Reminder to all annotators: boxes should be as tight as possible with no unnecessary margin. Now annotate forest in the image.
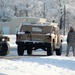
[0,0,75,33]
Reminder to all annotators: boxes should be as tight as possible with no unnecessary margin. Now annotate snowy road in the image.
[8,45,67,56]
[0,43,71,60]
[0,35,75,75]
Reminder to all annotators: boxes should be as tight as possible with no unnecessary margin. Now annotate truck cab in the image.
[16,17,62,56]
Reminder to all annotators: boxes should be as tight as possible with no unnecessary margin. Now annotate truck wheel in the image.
[56,45,62,55]
[0,42,10,56]
[47,47,53,56]
[17,45,24,56]
[27,48,32,55]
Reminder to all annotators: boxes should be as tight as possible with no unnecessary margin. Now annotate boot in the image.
[73,54,75,56]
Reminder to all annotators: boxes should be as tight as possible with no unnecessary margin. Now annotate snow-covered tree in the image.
[0,0,75,31]
[0,0,14,22]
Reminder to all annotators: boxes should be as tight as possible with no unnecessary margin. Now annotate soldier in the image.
[66,26,75,56]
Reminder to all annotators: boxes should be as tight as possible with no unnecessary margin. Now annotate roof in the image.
[50,23,58,27]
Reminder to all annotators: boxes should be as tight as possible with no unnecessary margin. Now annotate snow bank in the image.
[0,56,75,75]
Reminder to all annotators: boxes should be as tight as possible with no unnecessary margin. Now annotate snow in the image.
[0,35,75,75]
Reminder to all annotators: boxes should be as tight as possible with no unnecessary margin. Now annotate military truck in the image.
[16,17,62,56]
[0,31,10,56]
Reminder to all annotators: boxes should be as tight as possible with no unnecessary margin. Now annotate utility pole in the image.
[43,2,46,18]
[25,3,29,17]
[59,0,62,29]
[63,5,66,35]
[60,16,62,29]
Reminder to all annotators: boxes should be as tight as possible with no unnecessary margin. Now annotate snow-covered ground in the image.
[0,35,75,75]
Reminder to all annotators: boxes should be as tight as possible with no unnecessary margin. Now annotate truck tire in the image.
[0,42,10,56]
[47,47,53,56]
[27,48,32,55]
[17,45,24,56]
[56,45,62,55]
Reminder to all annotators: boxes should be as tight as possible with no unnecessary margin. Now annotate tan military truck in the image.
[16,18,62,56]
[0,31,10,56]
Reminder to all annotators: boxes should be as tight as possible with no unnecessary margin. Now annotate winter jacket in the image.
[67,30,75,44]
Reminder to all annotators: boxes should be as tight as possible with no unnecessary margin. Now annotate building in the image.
[0,17,47,34]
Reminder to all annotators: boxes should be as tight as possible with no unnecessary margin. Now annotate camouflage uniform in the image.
[66,27,75,56]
